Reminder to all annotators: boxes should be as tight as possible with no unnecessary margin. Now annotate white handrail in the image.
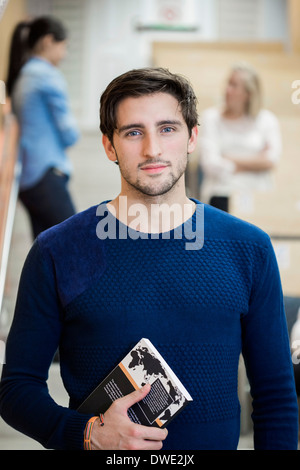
[0,113,20,316]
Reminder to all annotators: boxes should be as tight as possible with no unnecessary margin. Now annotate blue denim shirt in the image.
[12,56,80,190]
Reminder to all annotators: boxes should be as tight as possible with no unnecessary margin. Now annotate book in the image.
[77,338,192,428]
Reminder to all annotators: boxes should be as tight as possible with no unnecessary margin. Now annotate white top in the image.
[198,107,281,203]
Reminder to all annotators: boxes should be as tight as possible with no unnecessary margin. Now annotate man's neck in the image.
[107,193,196,234]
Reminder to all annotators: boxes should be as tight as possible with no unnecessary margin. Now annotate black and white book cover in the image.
[77,338,192,428]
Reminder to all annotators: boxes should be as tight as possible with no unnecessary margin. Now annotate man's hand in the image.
[90,384,168,450]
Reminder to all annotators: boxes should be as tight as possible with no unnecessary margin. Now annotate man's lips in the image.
[140,164,169,174]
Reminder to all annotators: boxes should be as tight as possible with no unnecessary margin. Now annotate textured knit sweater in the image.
[0,200,298,450]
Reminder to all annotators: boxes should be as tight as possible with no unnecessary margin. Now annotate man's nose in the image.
[142,133,162,158]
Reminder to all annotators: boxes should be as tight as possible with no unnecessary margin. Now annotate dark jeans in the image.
[19,168,76,239]
[209,196,229,213]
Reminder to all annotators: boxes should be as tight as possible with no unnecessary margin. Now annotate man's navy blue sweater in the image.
[0,200,298,449]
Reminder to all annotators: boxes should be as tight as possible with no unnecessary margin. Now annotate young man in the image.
[0,68,298,450]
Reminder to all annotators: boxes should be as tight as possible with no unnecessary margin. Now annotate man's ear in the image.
[187,126,198,154]
[102,134,117,163]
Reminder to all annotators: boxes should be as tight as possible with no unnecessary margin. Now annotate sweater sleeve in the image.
[241,237,298,449]
[0,240,92,449]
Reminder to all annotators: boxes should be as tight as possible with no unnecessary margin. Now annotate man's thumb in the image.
[120,383,151,410]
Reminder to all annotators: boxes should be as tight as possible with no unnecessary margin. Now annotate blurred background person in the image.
[199,62,281,212]
[6,15,79,239]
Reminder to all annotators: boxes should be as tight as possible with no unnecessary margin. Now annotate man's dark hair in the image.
[99,67,198,143]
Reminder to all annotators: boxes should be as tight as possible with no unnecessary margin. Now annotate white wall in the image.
[79,0,289,130]
[79,0,220,130]
[26,0,290,131]
[81,0,147,130]
[262,0,288,42]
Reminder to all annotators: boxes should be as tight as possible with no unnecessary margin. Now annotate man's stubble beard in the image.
[115,152,189,198]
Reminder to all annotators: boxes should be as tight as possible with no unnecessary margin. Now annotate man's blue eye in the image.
[162,127,174,133]
[127,130,141,136]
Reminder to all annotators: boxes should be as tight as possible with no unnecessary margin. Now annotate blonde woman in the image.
[199,62,281,212]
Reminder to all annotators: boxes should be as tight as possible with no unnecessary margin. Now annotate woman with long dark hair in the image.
[7,16,79,239]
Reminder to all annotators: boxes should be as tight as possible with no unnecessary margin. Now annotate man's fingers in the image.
[117,383,151,411]
[93,384,169,450]
[111,384,168,445]
[142,424,168,442]
[127,423,168,448]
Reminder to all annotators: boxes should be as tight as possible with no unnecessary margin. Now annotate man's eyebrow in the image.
[157,120,183,128]
[117,123,145,134]
[117,120,183,134]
